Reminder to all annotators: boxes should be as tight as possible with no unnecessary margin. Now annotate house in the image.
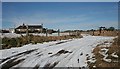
[15,23,43,33]
[1,29,10,33]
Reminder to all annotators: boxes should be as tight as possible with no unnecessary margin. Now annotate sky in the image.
[2,2,118,31]
[0,2,1,29]
[1,0,120,2]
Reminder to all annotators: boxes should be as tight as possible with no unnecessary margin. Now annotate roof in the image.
[16,25,27,29]
[28,25,42,29]
[16,25,42,29]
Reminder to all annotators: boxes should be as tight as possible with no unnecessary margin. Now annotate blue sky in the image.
[2,2,118,31]
[0,2,1,29]
[2,0,120,2]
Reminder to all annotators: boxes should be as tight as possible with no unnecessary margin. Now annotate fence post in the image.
[46,28,48,37]
[26,25,29,43]
[58,29,60,36]
[41,23,43,33]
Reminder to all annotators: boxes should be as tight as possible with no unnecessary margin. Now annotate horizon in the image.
[2,2,118,31]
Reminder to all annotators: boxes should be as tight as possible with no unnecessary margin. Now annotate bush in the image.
[2,37,18,49]
[9,38,17,47]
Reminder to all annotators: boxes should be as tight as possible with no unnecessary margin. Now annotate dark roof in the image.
[28,25,42,29]
[16,25,42,29]
[16,25,27,29]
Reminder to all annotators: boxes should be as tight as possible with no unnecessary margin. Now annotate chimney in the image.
[23,23,25,26]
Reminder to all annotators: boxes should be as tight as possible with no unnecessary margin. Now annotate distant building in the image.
[47,29,56,34]
[9,28,15,33]
[15,23,43,33]
[1,29,10,33]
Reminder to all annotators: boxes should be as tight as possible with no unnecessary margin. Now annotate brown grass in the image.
[2,34,83,49]
[88,38,120,69]
[81,30,118,36]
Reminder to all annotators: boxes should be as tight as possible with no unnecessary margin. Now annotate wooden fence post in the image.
[26,25,29,43]
[46,28,48,37]
[58,29,60,36]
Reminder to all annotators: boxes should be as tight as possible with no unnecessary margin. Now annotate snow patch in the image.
[99,48,112,63]
[111,52,118,58]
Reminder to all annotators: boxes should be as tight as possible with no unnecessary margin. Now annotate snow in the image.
[99,48,112,63]
[111,52,118,58]
[0,35,115,68]
[0,33,21,38]
[93,65,96,68]
[81,34,91,37]
[0,33,70,38]
[103,55,112,63]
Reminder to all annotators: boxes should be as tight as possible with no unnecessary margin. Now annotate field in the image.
[0,34,116,69]
[2,1,118,69]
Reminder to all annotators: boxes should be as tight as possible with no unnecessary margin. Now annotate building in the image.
[1,29,10,33]
[15,23,43,33]
[9,28,15,33]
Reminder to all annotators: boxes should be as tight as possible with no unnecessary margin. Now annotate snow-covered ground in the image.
[0,33,21,38]
[0,35,115,68]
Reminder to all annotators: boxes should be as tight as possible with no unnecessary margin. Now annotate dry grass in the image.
[81,30,118,36]
[88,38,120,69]
[2,34,83,49]
[28,34,82,44]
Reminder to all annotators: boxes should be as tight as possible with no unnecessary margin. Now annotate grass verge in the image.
[88,37,120,69]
